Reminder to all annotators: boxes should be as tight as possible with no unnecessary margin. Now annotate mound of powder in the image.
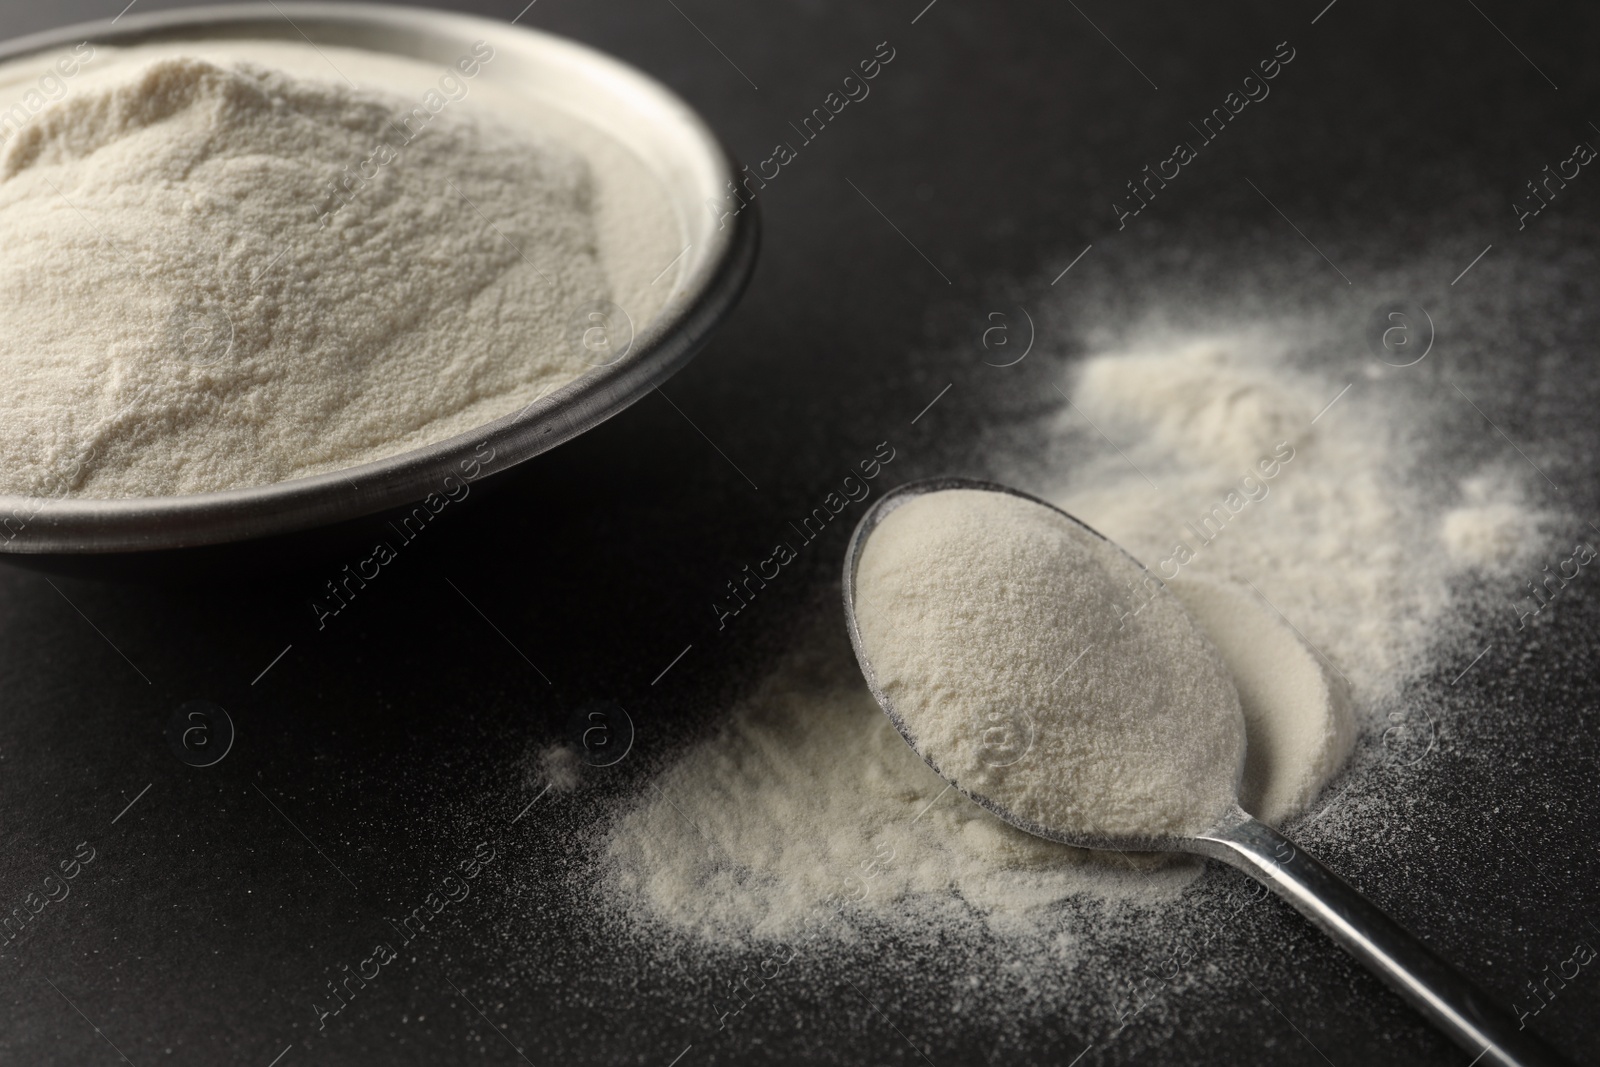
[1070,342,1306,468]
[0,46,621,498]
[1439,472,1546,567]
[852,488,1246,840]
[1038,338,1547,706]
[602,613,1197,947]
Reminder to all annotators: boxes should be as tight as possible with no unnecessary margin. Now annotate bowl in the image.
[0,2,759,577]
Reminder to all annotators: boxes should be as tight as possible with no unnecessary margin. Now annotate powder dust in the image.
[529,742,584,795]
[603,610,1191,949]
[599,329,1548,969]
[1039,336,1547,708]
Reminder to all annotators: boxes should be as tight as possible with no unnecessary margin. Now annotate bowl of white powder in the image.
[0,3,758,565]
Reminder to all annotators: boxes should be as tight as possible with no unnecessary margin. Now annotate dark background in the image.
[2,0,1598,1064]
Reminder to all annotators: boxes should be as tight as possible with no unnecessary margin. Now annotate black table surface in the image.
[3,1,1599,1064]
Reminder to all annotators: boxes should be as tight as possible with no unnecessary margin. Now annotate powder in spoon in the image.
[0,40,676,498]
[851,488,1248,840]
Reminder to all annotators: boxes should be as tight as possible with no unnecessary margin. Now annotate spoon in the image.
[841,477,1568,1067]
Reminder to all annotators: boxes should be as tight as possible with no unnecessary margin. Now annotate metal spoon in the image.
[841,477,1568,1067]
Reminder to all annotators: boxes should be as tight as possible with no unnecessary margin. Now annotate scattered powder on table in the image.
[600,333,1540,953]
[600,612,1199,948]
[852,487,1246,841]
[1037,339,1547,707]
[600,570,1343,947]
[528,742,585,795]
[0,40,671,498]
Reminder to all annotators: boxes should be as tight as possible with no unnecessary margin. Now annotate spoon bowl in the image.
[843,477,1569,1067]
[843,475,1219,854]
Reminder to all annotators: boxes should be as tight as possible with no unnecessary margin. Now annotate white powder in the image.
[601,573,1343,953]
[1070,340,1305,469]
[1440,471,1544,567]
[853,488,1246,840]
[1040,337,1543,707]
[601,333,1543,954]
[530,742,583,795]
[0,40,677,498]
[602,613,1195,948]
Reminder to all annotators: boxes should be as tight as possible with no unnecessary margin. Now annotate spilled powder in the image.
[601,611,1194,948]
[599,333,1545,959]
[1038,338,1547,708]
[531,743,584,795]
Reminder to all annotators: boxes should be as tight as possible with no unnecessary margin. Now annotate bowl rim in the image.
[0,2,759,555]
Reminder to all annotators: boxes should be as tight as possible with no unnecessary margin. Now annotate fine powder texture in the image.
[601,334,1541,951]
[0,45,623,498]
[852,489,1247,840]
[601,575,1338,946]
[601,613,1199,947]
[1036,338,1547,707]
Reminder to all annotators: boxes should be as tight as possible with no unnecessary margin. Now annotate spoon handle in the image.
[1192,812,1570,1067]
